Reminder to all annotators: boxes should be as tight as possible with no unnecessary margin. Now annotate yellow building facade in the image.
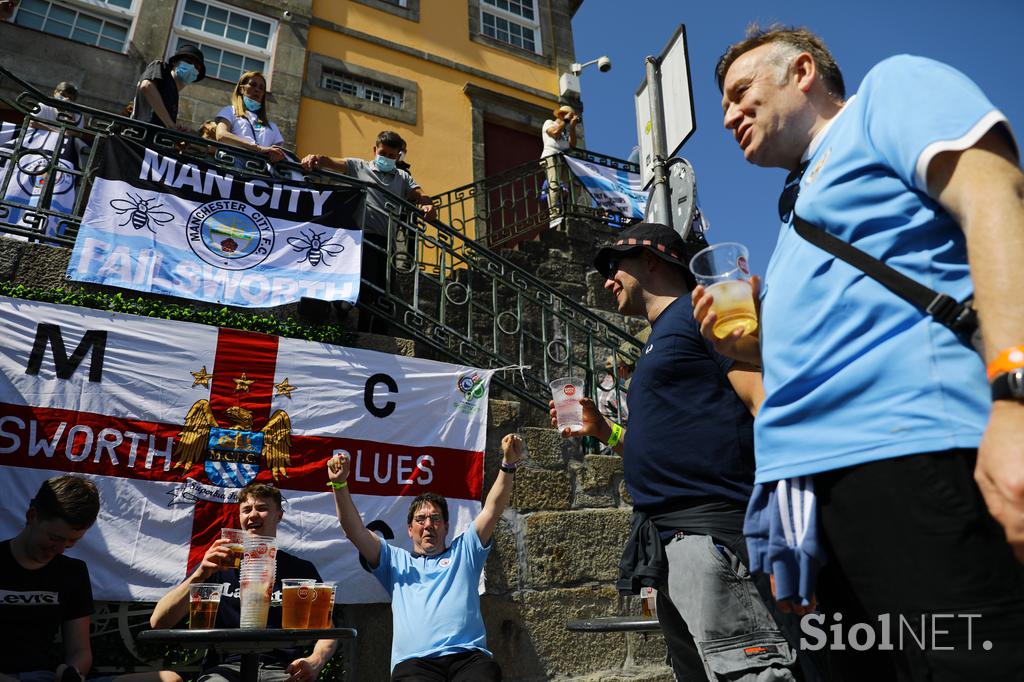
[295,0,584,201]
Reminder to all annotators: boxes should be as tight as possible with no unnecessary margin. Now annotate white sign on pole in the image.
[635,25,696,188]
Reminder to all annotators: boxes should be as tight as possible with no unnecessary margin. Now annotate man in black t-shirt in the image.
[131,44,206,130]
[552,223,802,681]
[0,475,100,681]
[150,483,337,682]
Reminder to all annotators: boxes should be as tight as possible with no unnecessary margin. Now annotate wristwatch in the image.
[991,367,1024,402]
[499,462,518,474]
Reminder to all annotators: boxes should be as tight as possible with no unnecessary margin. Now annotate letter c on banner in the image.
[364,373,398,418]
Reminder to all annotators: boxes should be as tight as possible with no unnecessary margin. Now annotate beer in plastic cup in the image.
[281,578,317,629]
[188,583,223,629]
[688,242,758,339]
[306,582,337,629]
[220,528,245,569]
[549,377,584,432]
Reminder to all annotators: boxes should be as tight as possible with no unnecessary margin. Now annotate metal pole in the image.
[645,56,672,228]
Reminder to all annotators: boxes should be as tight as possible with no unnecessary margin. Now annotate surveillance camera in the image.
[283,10,292,19]
[598,56,612,73]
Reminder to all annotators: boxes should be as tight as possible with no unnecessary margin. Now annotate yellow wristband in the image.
[987,345,1024,380]
[607,422,623,448]
[327,480,348,490]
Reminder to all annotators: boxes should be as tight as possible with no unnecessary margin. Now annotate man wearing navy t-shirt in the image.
[556,222,797,681]
[0,475,99,681]
[327,434,523,681]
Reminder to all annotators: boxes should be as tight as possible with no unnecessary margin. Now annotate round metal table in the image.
[138,627,357,681]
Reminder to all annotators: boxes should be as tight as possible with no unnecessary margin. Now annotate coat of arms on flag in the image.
[66,136,366,307]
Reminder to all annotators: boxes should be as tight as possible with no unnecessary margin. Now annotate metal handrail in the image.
[0,62,640,414]
[433,148,641,249]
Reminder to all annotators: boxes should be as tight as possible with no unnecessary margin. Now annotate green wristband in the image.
[327,480,348,490]
[606,422,623,447]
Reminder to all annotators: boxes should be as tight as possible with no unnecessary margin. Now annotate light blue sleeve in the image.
[862,55,1004,192]
[370,540,396,595]
[458,522,491,573]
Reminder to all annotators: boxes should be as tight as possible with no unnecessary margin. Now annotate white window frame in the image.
[321,70,405,110]
[168,0,279,86]
[13,0,139,53]
[480,0,540,54]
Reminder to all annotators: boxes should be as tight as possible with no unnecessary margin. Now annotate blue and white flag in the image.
[0,122,86,241]
[564,155,647,220]
[68,136,365,307]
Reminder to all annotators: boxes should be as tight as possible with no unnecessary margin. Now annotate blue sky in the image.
[572,0,1024,273]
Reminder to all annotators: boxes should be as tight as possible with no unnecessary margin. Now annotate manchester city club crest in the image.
[173,401,293,487]
[186,200,275,270]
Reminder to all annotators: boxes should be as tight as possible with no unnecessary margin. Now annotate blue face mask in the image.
[242,95,262,112]
[174,62,199,84]
[374,154,397,173]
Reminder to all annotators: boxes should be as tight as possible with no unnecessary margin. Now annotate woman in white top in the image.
[215,71,286,163]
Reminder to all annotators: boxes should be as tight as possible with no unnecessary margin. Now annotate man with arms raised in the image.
[151,483,337,682]
[0,475,99,682]
[708,25,1024,678]
[327,434,523,681]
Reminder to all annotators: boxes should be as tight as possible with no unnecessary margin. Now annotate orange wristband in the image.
[987,345,1024,380]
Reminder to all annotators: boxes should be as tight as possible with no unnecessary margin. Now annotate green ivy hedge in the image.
[0,283,356,346]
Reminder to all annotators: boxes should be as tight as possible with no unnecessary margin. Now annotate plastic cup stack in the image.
[239,533,277,629]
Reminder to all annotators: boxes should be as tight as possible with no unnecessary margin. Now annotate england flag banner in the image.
[564,155,647,220]
[67,136,365,307]
[0,297,492,603]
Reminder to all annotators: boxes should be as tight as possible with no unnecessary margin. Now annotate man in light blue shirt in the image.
[328,434,522,681]
[703,24,1024,681]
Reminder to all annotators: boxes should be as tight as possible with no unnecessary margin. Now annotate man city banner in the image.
[0,122,87,241]
[67,136,365,307]
[0,297,492,604]
[564,155,646,220]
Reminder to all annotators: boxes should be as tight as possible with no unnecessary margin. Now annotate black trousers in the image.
[391,650,501,682]
[359,232,390,334]
[813,449,1024,681]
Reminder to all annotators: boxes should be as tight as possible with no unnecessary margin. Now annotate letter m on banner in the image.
[25,323,106,382]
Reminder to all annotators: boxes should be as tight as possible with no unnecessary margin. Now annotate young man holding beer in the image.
[557,222,803,680]
[326,433,523,681]
[0,475,100,681]
[150,483,338,682]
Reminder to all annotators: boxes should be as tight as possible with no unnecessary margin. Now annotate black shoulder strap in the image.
[792,215,977,339]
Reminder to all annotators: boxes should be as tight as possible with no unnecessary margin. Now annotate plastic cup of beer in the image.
[238,559,274,629]
[220,528,245,569]
[688,242,758,339]
[188,583,223,630]
[549,376,585,433]
[306,581,337,629]
[281,578,317,629]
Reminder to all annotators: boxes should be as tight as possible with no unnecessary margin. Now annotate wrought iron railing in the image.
[433,149,642,249]
[0,62,641,417]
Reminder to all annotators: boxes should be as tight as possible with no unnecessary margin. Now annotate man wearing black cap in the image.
[131,44,206,130]
[555,222,800,680]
